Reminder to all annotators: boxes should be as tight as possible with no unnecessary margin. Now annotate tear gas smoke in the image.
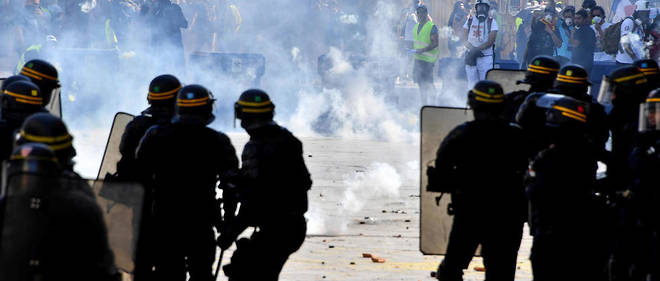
[3,1,467,182]
[306,162,406,235]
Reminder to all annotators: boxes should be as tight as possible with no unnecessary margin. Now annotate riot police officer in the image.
[429,81,527,281]
[634,59,660,88]
[516,64,608,157]
[18,59,61,107]
[15,112,77,174]
[0,79,45,161]
[502,55,560,122]
[525,96,608,281]
[135,84,239,281]
[0,143,119,281]
[116,74,182,182]
[219,89,312,281]
[598,66,649,190]
[628,89,660,280]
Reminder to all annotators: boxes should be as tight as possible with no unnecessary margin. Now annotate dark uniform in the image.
[220,89,311,281]
[136,84,238,281]
[502,55,559,122]
[0,143,119,281]
[629,90,660,280]
[116,74,182,182]
[0,78,44,162]
[516,65,608,158]
[115,74,181,281]
[525,97,608,281]
[429,81,527,281]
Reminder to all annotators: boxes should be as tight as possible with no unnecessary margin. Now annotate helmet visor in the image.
[597,76,614,105]
[639,101,660,132]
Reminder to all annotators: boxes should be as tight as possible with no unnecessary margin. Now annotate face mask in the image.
[544,14,553,22]
[592,16,602,24]
[565,18,573,26]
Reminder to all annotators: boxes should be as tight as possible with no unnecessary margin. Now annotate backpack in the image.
[602,17,634,55]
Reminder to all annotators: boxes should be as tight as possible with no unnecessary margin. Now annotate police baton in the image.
[214,248,225,280]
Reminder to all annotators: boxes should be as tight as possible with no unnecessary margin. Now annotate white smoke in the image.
[306,162,403,235]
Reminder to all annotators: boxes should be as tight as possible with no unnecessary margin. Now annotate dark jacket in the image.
[236,123,312,226]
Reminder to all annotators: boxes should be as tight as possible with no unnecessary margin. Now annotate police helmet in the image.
[639,89,660,132]
[173,84,215,125]
[234,89,275,121]
[519,56,560,89]
[147,74,182,106]
[634,59,660,88]
[15,113,76,170]
[597,66,648,105]
[468,80,504,114]
[545,96,589,130]
[7,143,61,178]
[19,59,60,106]
[553,64,591,98]
[1,75,30,92]
[2,80,43,114]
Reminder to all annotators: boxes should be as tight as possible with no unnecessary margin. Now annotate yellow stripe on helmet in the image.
[557,74,587,81]
[20,130,72,143]
[556,77,586,84]
[148,86,182,98]
[527,68,550,75]
[472,88,504,99]
[178,96,209,103]
[241,107,275,113]
[475,96,504,103]
[237,100,273,107]
[528,64,559,72]
[646,98,660,102]
[553,105,587,123]
[21,67,58,81]
[613,73,646,83]
[148,94,176,100]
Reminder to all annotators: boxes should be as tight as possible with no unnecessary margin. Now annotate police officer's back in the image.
[116,74,181,181]
[429,81,527,281]
[0,143,119,281]
[220,89,311,281]
[599,66,650,189]
[136,84,238,281]
[525,97,607,280]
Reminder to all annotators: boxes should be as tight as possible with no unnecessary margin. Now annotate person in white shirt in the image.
[616,3,651,64]
[590,6,615,61]
[463,0,498,89]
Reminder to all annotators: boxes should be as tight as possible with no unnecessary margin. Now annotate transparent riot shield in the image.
[0,173,144,280]
[486,69,529,94]
[420,106,473,255]
[0,78,4,89]
[97,112,135,180]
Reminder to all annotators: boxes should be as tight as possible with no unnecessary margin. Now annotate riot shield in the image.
[0,173,144,279]
[486,69,529,94]
[420,106,473,255]
[97,112,135,180]
[45,89,61,118]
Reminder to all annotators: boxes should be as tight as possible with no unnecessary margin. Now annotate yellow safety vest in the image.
[413,21,439,63]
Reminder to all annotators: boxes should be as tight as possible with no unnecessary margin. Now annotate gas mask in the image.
[476,3,490,22]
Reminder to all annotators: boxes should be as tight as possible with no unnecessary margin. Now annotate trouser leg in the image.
[481,221,523,281]
[186,227,215,281]
[437,215,480,281]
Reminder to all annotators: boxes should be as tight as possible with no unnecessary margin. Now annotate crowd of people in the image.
[428,55,660,280]
[0,58,312,281]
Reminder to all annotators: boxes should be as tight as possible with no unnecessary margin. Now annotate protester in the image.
[571,9,596,73]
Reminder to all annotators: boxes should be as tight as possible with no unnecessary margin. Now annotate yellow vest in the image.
[413,21,439,63]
